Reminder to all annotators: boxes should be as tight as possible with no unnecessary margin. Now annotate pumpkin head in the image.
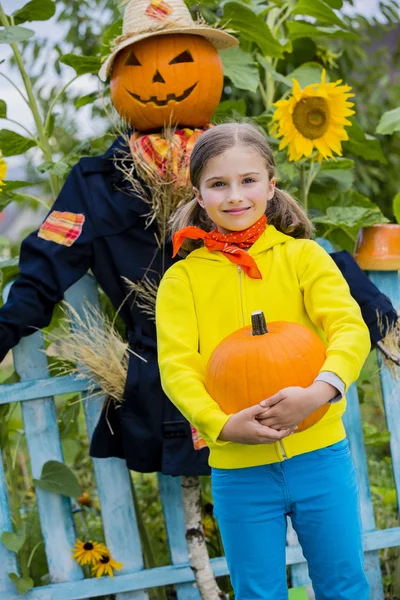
[205,311,330,433]
[110,34,224,131]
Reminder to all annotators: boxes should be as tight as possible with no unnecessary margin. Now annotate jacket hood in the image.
[186,224,294,263]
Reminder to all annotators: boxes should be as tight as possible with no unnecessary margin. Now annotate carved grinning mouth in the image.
[126,82,198,107]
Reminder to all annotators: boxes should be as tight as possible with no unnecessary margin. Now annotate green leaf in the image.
[13,0,56,24]
[0,100,6,118]
[1,529,25,552]
[393,192,400,225]
[343,120,386,164]
[220,3,285,58]
[37,160,70,178]
[314,167,354,192]
[60,54,101,76]
[323,0,343,7]
[257,55,292,87]
[287,22,358,41]
[33,460,81,498]
[0,26,34,44]
[100,19,123,57]
[1,180,36,193]
[74,92,98,109]
[375,107,400,135]
[220,47,260,93]
[293,0,346,28]
[213,99,247,120]
[319,158,355,171]
[0,130,36,156]
[8,573,34,595]
[288,62,325,88]
[312,206,387,228]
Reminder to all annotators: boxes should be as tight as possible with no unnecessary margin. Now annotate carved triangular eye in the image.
[169,50,194,64]
[125,49,142,66]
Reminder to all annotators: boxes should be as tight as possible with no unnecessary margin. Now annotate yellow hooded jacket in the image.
[156,225,370,469]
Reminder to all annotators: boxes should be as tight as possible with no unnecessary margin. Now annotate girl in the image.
[156,122,370,600]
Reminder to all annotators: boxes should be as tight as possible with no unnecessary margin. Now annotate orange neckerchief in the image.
[172,215,267,279]
[129,124,213,187]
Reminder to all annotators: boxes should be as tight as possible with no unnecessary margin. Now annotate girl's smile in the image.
[194,146,276,234]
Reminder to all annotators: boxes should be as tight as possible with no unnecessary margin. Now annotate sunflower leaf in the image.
[33,460,81,498]
[287,22,358,41]
[344,120,387,164]
[220,3,286,58]
[312,206,388,228]
[12,0,56,24]
[293,0,346,29]
[60,54,101,76]
[375,107,400,136]
[0,130,37,156]
[221,47,260,93]
[288,62,326,88]
[0,26,34,44]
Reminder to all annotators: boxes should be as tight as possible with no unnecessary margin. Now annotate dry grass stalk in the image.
[46,303,141,404]
[123,275,159,321]
[377,311,400,380]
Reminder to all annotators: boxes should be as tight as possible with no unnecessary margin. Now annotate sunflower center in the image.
[292,97,330,139]
[100,555,110,564]
[83,542,94,551]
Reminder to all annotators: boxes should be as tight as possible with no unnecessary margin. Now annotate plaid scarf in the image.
[172,215,267,279]
[129,124,213,187]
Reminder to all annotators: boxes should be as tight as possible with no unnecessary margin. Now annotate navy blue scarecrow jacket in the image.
[0,136,397,475]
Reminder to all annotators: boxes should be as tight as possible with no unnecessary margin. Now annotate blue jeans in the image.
[211,439,369,600]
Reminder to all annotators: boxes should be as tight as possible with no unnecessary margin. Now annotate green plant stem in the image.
[4,447,29,579]
[0,4,62,199]
[258,81,269,109]
[299,163,307,212]
[0,72,29,106]
[4,118,38,142]
[44,75,79,136]
[16,193,51,211]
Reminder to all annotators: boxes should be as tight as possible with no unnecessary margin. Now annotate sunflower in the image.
[91,553,124,578]
[0,152,7,187]
[72,539,108,566]
[271,70,355,162]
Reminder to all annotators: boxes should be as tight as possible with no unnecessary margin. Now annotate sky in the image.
[0,0,386,176]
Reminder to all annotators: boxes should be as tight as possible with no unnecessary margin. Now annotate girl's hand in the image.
[218,404,297,445]
[256,381,337,430]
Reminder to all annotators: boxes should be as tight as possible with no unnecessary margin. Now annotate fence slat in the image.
[3,282,83,584]
[158,474,201,600]
[343,385,384,598]
[0,374,95,405]
[65,276,148,600]
[0,446,19,594]
[369,271,400,515]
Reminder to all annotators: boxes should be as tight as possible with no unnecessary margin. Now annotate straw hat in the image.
[99,0,238,81]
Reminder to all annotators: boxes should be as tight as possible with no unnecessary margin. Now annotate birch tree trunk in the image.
[181,475,224,600]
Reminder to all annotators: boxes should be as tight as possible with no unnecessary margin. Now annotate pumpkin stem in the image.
[251,311,268,336]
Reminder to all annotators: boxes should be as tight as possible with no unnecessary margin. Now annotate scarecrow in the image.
[0,0,397,478]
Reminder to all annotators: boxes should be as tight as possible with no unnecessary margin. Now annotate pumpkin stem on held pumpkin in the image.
[251,311,268,336]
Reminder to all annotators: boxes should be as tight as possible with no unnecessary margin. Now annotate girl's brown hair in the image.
[171,122,313,253]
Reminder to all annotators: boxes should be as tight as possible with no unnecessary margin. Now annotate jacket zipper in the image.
[237,266,245,326]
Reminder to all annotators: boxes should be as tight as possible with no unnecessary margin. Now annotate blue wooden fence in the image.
[0,240,399,600]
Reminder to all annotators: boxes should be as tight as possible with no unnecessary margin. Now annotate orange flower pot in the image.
[354,224,400,271]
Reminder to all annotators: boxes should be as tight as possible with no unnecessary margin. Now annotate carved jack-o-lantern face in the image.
[110,34,224,131]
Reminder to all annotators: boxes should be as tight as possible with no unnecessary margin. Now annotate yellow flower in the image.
[91,553,124,578]
[0,152,7,188]
[72,539,108,566]
[271,70,355,162]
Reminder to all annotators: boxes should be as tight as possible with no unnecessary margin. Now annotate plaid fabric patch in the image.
[190,424,208,451]
[38,211,85,247]
[145,0,173,21]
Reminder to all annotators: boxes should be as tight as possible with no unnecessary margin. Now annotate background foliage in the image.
[0,0,399,597]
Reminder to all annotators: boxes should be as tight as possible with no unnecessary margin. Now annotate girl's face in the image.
[194,145,276,234]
